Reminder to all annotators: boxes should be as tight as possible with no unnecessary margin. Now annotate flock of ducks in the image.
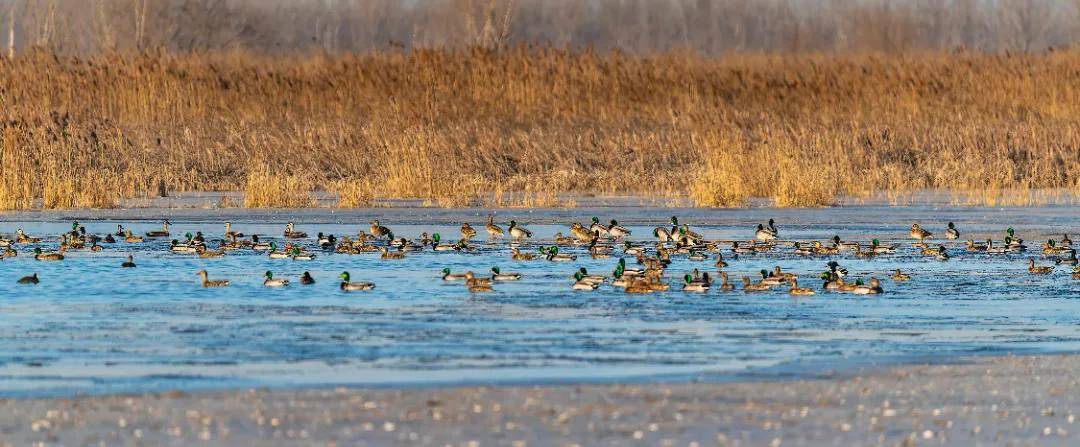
[3,217,1079,294]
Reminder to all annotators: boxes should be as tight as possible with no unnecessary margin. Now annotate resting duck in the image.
[490,267,521,281]
[789,278,815,296]
[508,220,532,239]
[608,220,631,238]
[198,270,229,287]
[460,223,478,240]
[589,217,609,237]
[17,273,39,284]
[263,271,289,287]
[945,222,960,240]
[1029,258,1054,274]
[146,220,171,238]
[890,269,911,281]
[485,215,504,237]
[442,268,468,281]
[909,223,932,240]
[572,272,601,290]
[283,222,307,239]
[339,271,375,291]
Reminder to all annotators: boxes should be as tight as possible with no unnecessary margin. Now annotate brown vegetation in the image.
[0,48,1078,209]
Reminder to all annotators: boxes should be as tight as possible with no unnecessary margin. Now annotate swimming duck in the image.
[574,268,606,285]
[608,220,631,238]
[755,224,776,242]
[789,278,815,296]
[33,247,65,261]
[379,246,406,260]
[115,225,127,237]
[16,229,40,243]
[1042,239,1068,254]
[250,235,271,251]
[688,250,707,262]
[339,271,375,291]
[853,244,875,259]
[1063,234,1073,246]
[870,239,896,254]
[300,272,315,285]
[742,276,771,292]
[1,246,16,258]
[909,224,932,241]
[852,278,884,295]
[1056,250,1079,266]
[490,267,521,281]
[716,272,735,291]
[589,217,610,237]
[820,272,845,290]
[623,241,646,256]
[1029,258,1054,274]
[510,247,536,261]
[197,246,225,258]
[442,268,468,281]
[146,220,171,238]
[464,271,492,288]
[771,266,798,282]
[124,230,144,243]
[468,283,494,293]
[572,272,601,290]
[759,269,785,286]
[508,220,532,239]
[121,255,136,268]
[170,239,198,254]
[945,222,960,240]
[714,253,729,267]
[827,261,848,278]
[966,239,989,252]
[370,220,392,239]
[890,269,911,281]
[460,223,478,241]
[653,226,673,243]
[545,246,577,262]
[290,247,316,261]
[198,270,229,287]
[284,222,307,239]
[570,223,595,242]
[616,258,645,277]
[17,273,39,284]
[1005,236,1026,253]
[318,233,336,249]
[225,222,244,239]
[623,277,654,294]
[682,272,711,292]
[263,271,290,287]
[731,241,755,254]
[484,215,505,238]
[431,233,456,251]
[102,233,115,244]
[267,242,290,259]
[921,245,949,260]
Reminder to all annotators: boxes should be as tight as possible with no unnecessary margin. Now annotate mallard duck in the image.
[1005,236,1027,253]
[716,272,735,291]
[924,245,949,260]
[379,246,405,260]
[510,247,536,261]
[197,246,225,258]
[821,272,845,290]
[789,278,815,296]
[225,222,244,238]
[714,253,729,267]
[742,276,770,292]
[115,225,127,237]
[251,235,271,251]
[490,267,521,281]
[198,270,229,287]
[339,271,374,291]
[123,229,143,243]
[170,239,197,254]
[966,239,988,252]
[827,261,848,278]
[682,273,711,292]
[145,220,171,238]
[263,271,289,287]
[1,246,16,258]
[1062,234,1073,246]
[574,268,605,285]
[616,257,646,277]
[623,241,646,256]
[1042,239,1068,254]
[731,241,755,254]
[267,242,290,259]
[772,266,797,282]
[431,233,456,251]
[288,247,315,261]
[755,224,776,241]
[464,271,492,288]
[121,255,136,268]
[589,217,610,237]
[572,272,601,290]
[16,229,41,243]
[553,232,575,245]
[759,269,784,286]
[688,250,708,261]
[33,247,65,261]
[985,239,1008,254]
[544,246,576,262]
[300,272,315,285]
[370,220,391,239]
[442,268,468,281]
[852,278,884,295]
[653,226,673,242]
[485,215,504,237]
[891,269,911,281]
[284,222,307,239]
[1029,258,1054,274]
[468,283,494,293]
[460,223,478,240]
[870,239,896,254]
[945,222,960,239]
[624,278,654,294]
[508,220,532,239]
[608,220,631,238]
[853,244,875,258]
[1056,250,1079,266]
[909,223,932,240]
[17,273,39,284]
[570,223,594,242]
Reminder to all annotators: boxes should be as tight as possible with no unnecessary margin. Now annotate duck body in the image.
[508,221,532,239]
[490,267,521,281]
[17,273,39,284]
[486,215,505,237]
[339,272,375,291]
[121,255,137,268]
[198,270,229,287]
[300,272,316,284]
[945,222,960,240]
[146,220,171,238]
[283,222,307,239]
[909,224,932,240]
[263,271,290,287]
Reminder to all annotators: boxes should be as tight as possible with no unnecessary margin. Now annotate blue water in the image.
[1,205,1079,397]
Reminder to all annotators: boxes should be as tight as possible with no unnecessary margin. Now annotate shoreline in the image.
[3,354,1080,445]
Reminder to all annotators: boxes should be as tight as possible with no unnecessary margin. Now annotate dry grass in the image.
[0,48,1079,209]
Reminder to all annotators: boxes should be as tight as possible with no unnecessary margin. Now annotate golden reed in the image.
[0,48,1077,209]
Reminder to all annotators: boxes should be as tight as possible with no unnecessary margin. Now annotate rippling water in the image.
[1,205,1078,396]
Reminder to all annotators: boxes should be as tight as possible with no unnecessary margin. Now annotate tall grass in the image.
[0,48,1078,209]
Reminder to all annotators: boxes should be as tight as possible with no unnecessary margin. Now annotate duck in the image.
[225,221,244,238]
[283,222,307,239]
[267,242,290,259]
[490,267,521,281]
[985,239,1008,254]
[124,230,144,243]
[616,258,646,277]
[290,247,316,261]
[755,224,776,241]
[608,220,631,238]
[821,272,845,290]
[103,234,116,244]
[121,255,137,268]
[789,278,815,296]
[369,220,392,239]
[623,241,646,256]
[572,272,601,290]
[731,241,755,254]
[251,235,271,251]
[687,250,708,262]
[460,223,478,240]
[771,266,798,282]
[909,224,932,241]
[678,225,704,244]
[339,271,375,291]
[484,215,504,238]
[114,225,127,237]
[945,222,960,240]
[589,217,610,237]
[553,232,575,245]
[170,239,198,254]
[318,233,336,249]
[890,269,911,281]
[468,283,494,293]
[966,239,989,252]
[714,253,729,267]
[508,220,532,239]
[1056,250,1079,266]
[1063,234,1073,247]
[431,233,456,251]
[16,229,40,243]
[263,271,290,287]
[1029,258,1054,274]
[852,278,884,295]
[510,247,536,261]
[792,242,814,256]
[826,261,848,278]
[1,246,16,258]
[379,246,406,260]
[574,268,606,285]
[300,272,315,285]
[198,270,229,287]
[717,272,735,291]
[869,239,896,254]
[853,244,875,259]
[742,276,771,292]
[570,223,595,242]
[545,246,577,262]
[33,247,65,261]
[653,226,673,242]
[442,268,468,281]
[146,220,171,238]
[682,273,711,292]
[464,271,492,288]
[197,246,225,258]
[921,244,949,260]
[1005,236,1027,253]
[759,269,785,286]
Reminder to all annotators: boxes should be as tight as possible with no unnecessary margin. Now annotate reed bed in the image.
[0,48,1078,209]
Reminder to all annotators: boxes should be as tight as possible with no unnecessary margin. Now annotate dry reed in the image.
[0,48,1078,209]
